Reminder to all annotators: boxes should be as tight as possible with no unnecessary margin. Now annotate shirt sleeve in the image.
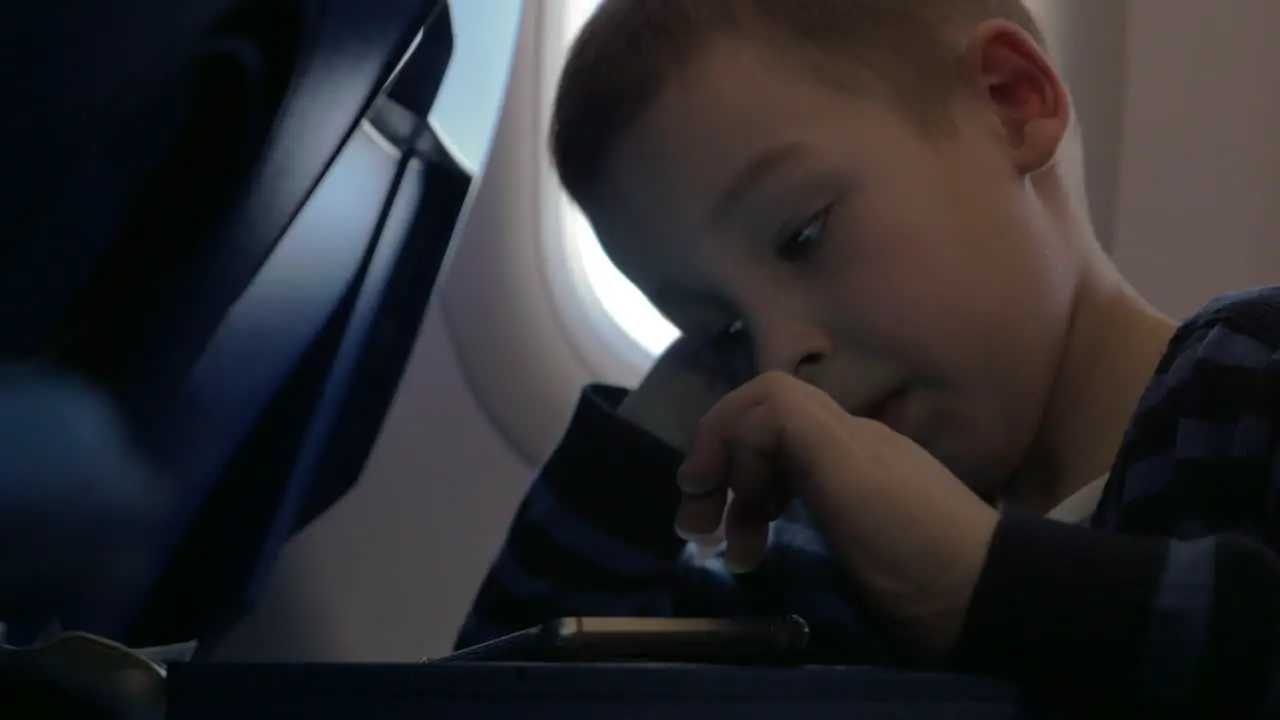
[453,385,749,651]
[953,513,1280,717]
[954,315,1280,717]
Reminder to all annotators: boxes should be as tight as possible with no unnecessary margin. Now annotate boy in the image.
[458,0,1280,715]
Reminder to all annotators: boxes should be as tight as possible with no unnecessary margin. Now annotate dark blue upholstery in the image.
[166,662,1050,719]
[0,0,469,650]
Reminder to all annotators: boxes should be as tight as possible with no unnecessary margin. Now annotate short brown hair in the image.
[550,0,1046,209]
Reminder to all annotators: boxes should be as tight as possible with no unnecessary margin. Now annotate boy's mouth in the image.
[859,385,911,427]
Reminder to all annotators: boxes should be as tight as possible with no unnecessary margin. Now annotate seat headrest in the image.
[0,0,434,423]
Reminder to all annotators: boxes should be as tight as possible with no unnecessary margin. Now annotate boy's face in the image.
[586,29,1080,493]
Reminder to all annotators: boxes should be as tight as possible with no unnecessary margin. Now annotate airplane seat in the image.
[0,0,471,651]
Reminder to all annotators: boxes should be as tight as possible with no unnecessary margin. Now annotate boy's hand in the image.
[676,371,999,658]
[618,329,752,452]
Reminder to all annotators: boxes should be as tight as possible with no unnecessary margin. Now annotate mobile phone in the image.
[432,616,810,665]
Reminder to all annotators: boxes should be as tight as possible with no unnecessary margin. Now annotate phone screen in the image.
[433,616,809,665]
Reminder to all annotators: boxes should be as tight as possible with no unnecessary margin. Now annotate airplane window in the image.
[428,0,522,171]
[558,0,680,357]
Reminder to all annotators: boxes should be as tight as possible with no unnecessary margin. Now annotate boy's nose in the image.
[749,320,828,380]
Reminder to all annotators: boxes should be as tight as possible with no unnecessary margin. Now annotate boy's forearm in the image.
[954,512,1280,716]
[455,386,713,650]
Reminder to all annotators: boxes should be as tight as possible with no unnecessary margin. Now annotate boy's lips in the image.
[857,385,911,427]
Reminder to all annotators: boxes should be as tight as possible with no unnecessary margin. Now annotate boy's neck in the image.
[1004,262,1178,514]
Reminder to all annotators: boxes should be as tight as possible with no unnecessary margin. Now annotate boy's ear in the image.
[960,19,1071,177]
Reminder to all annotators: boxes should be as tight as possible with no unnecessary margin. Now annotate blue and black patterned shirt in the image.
[458,287,1280,716]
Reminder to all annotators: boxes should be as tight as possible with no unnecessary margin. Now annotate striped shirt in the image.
[457,286,1280,716]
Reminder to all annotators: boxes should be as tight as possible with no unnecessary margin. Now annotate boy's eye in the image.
[777,205,831,262]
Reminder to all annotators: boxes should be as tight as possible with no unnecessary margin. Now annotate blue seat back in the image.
[0,0,471,648]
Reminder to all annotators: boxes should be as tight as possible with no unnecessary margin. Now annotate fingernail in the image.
[674,523,713,542]
[678,482,720,498]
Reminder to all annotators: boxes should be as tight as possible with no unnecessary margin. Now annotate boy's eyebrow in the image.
[708,141,806,223]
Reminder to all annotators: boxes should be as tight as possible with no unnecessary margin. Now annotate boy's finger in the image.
[723,488,788,573]
[675,488,727,539]
[679,373,788,494]
[723,514,769,573]
[722,401,791,572]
